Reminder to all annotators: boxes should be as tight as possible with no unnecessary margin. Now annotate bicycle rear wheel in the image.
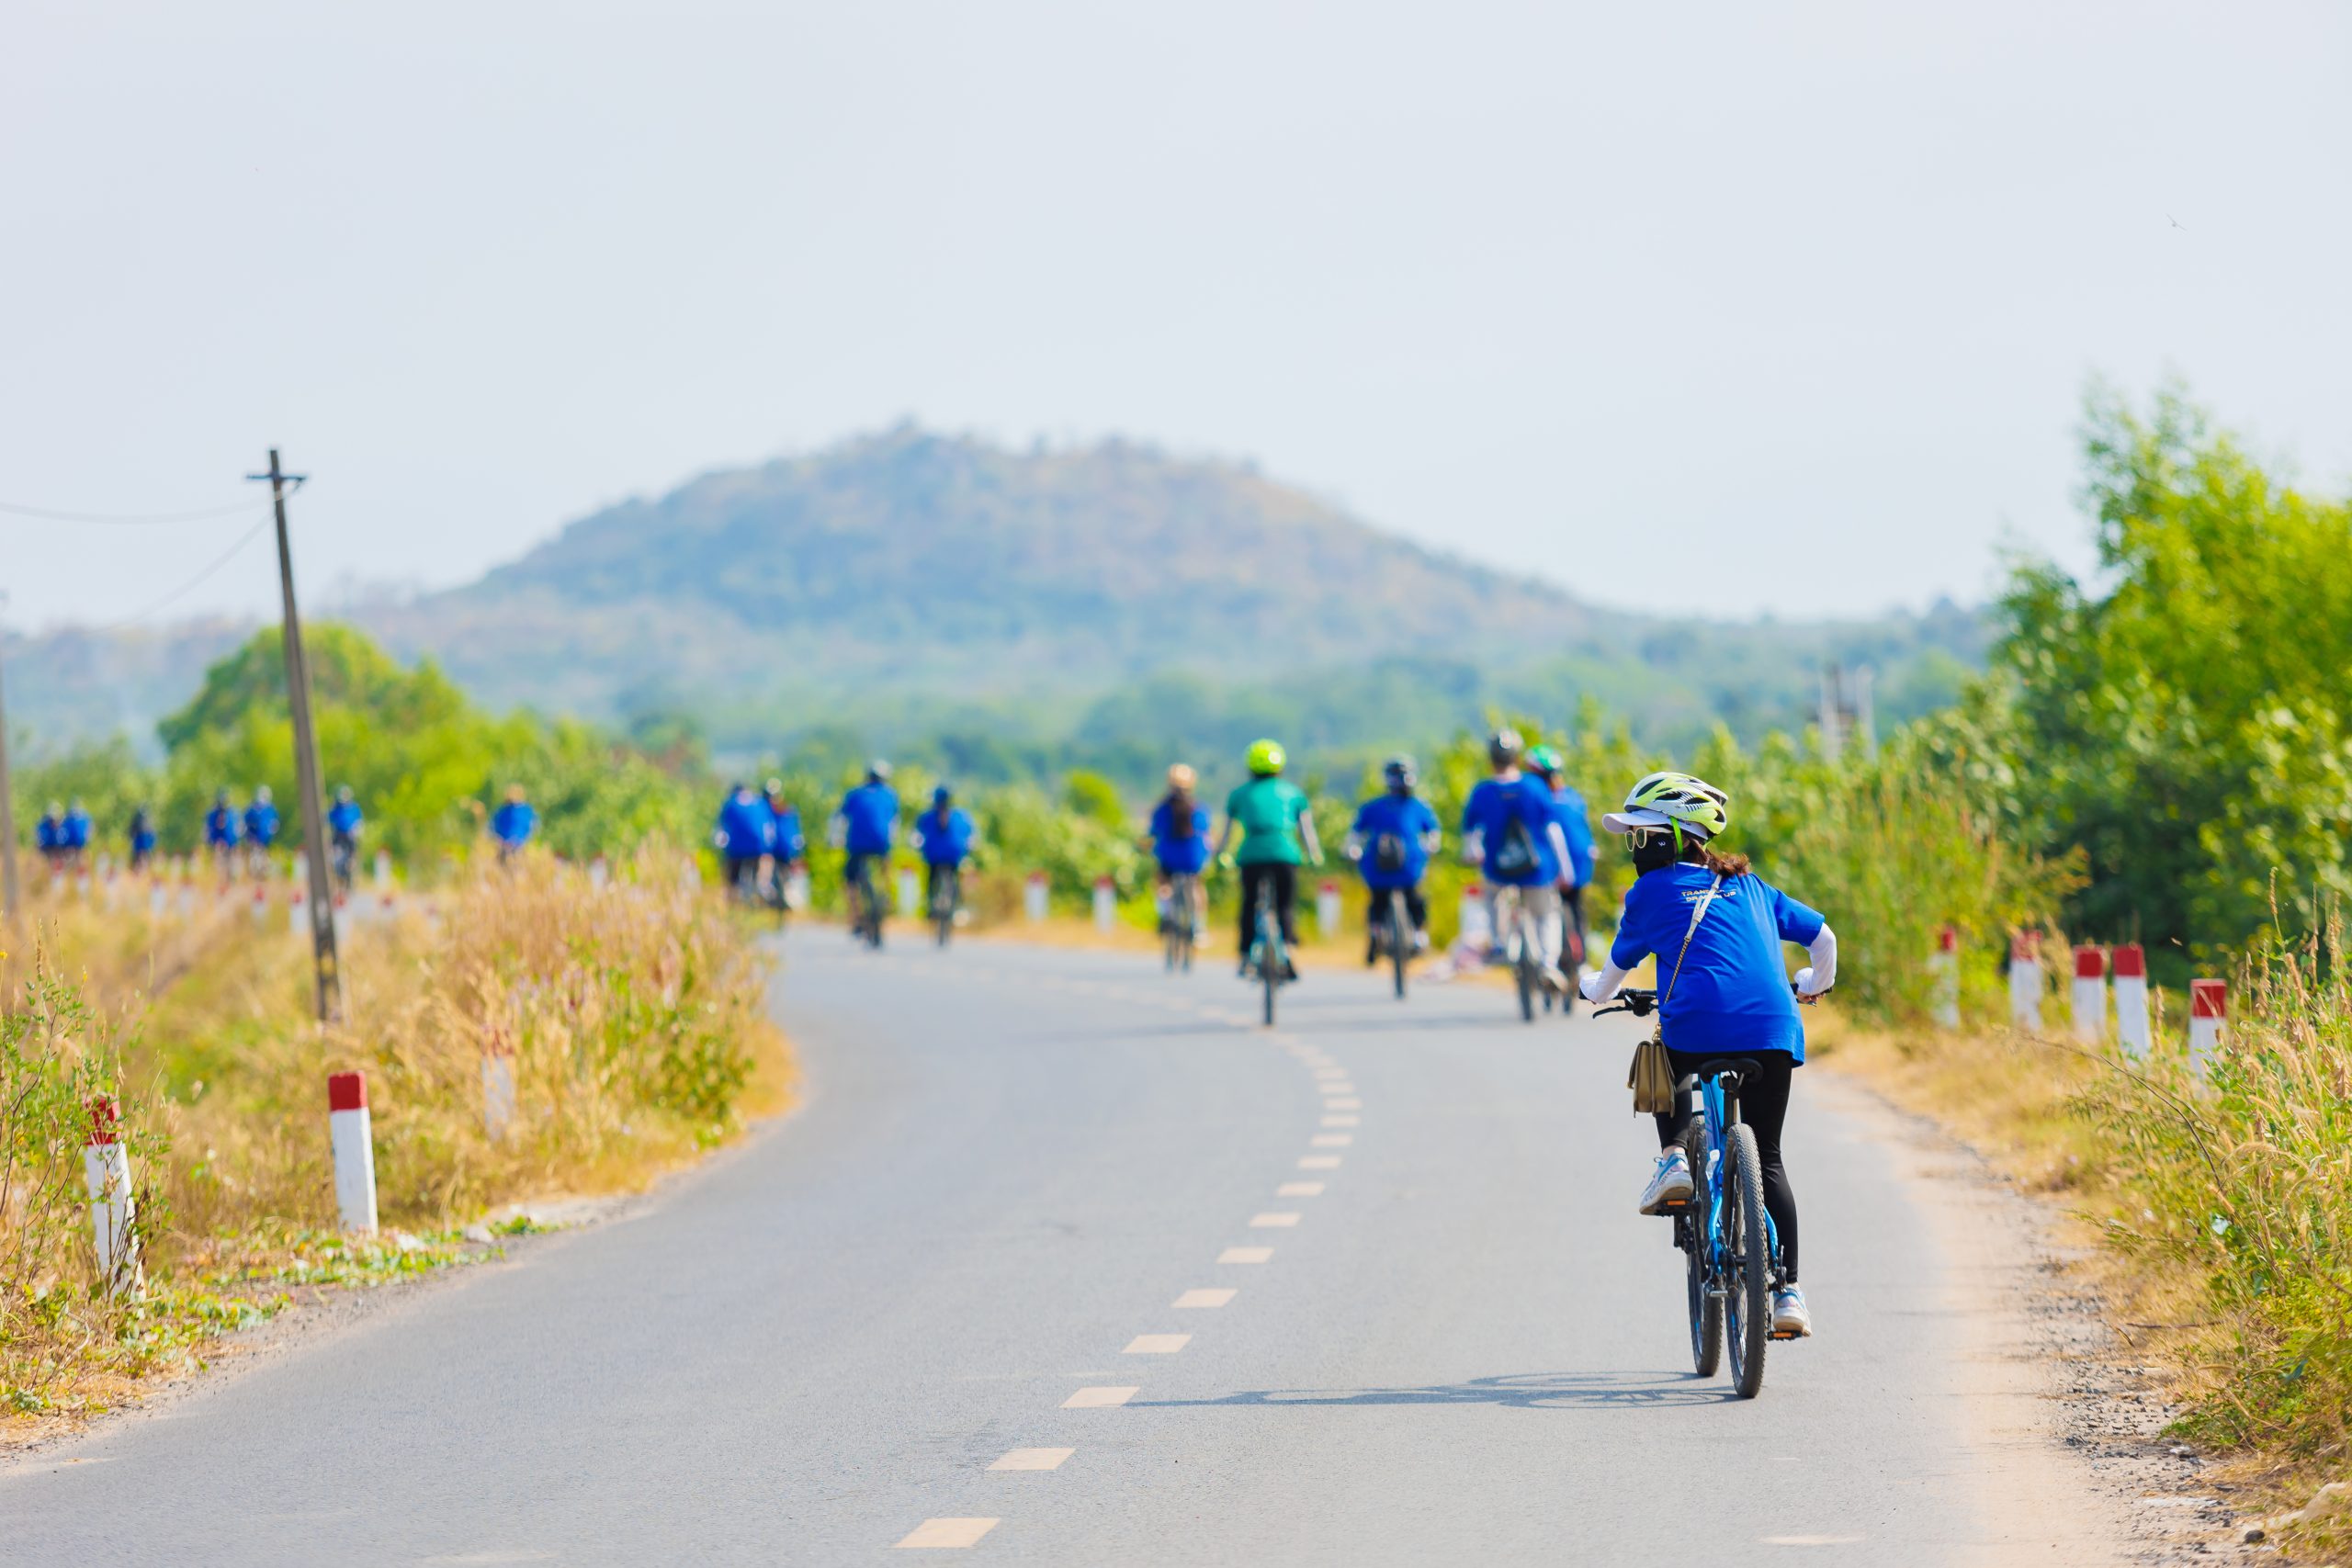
[1724,1122,1772,1398]
[1387,895,1408,999]
[1514,937,1536,1022]
[1682,1124,1722,1377]
[1259,895,1281,1028]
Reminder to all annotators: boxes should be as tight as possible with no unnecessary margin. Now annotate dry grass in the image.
[1,850,790,1433]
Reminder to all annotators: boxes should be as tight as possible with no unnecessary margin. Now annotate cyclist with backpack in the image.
[1346,756,1441,958]
[831,761,900,932]
[203,790,243,876]
[1578,771,1837,1338]
[243,786,280,877]
[910,784,978,919]
[715,782,773,896]
[1212,739,1322,979]
[763,779,808,906]
[128,805,159,875]
[1459,729,1573,992]
[327,786,365,891]
[1147,764,1211,939]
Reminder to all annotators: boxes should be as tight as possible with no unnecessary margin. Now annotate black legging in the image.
[1655,1048,1801,1282]
[1237,863,1299,953]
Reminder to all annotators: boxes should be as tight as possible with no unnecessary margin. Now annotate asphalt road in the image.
[4,935,2064,1565]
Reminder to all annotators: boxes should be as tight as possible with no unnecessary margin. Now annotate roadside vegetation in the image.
[1,852,787,1430]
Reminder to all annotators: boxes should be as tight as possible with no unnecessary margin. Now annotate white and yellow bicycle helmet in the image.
[1602,771,1730,841]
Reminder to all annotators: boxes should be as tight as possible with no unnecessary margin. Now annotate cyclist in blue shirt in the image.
[1346,757,1441,958]
[1458,729,1573,992]
[128,805,159,874]
[60,800,93,872]
[327,786,364,891]
[490,785,537,860]
[243,786,280,876]
[1147,764,1211,937]
[203,790,243,875]
[831,761,900,929]
[1579,771,1838,1339]
[715,782,774,895]
[763,779,807,907]
[1525,745,1597,978]
[36,803,67,872]
[910,784,978,919]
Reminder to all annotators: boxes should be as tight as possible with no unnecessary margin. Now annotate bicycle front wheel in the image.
[1388,897,1408,999]
[1724,1122,1772,1398]
[1682,1124,1722,1377]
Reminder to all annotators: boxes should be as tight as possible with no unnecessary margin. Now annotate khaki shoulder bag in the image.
[1627,875,1723,1114]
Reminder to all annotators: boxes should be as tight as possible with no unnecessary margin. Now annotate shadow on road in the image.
[1135,1371,1733,1411]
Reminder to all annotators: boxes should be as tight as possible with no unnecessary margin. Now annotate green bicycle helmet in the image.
[1524,743,1564,776]
[1602,771,1730,840]
[1245,738,1287,776]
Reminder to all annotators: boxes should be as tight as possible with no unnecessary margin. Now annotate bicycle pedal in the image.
[1657,1197,1692,1212]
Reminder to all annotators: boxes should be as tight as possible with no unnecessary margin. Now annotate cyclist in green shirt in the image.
[1212,738,1323,978]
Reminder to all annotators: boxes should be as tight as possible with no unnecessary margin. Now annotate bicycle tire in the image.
[1682,1123,1722,1377]
[1724,1122,1772,1398]
[1515,945,1536,1023]
[1259,892,1281,1028]
[1388,896,1408,999]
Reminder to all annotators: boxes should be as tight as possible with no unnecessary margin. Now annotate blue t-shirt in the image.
[716,792,773,859]
[767,802,807,860]
[1548,784,1596,886]
[1148,796,1212,874]
[1460,775,1560,886]
[912,806,977,866]
[62,810,93,849]
[244,803,279,846]
[1350,793,1439,890]
[328,801,364,839]
[1609,863,1826,1062]
[837,784,899,857]
[204,807,241,847]
[491,801,537,846]
[37,816,63,851]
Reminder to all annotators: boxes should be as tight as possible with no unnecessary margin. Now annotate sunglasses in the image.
[1622,823,1688,852]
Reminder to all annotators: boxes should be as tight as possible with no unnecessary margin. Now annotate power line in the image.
[0,496,275,525]
[84,515,275,632]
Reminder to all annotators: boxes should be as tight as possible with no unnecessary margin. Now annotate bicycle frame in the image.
[1691,1070,1785,1292]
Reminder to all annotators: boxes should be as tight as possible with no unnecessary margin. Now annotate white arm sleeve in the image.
[1579,958,1633,1003]
[1794,923,1838,995]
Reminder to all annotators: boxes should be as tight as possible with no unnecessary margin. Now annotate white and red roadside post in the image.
[373,849,393,892]
[84,1096,142,1297]
[1316,880,1342,940]
[1091,875,1116,932]
[896,865,921,918]
[1458,882,1491,951]
[2188,979,2225,1079]
[588,854,610,893]
[2113,944,2152,1059]
[2071,945,2108,1043]
[327,1071,379,1235]
[2008,931,2042,1031]
[252,883,270,927]
[1930,926,1962,1028]
[1023,871,1049,923]
[288,884,308,936]
[481,1031,516,1143]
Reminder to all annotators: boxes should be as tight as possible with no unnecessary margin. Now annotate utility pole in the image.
[250,451,342,1025]
[0,593,19,923]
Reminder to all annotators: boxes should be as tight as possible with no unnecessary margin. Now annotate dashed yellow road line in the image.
[895,1517,999,1549]
[1277,1181,1325,1196]
[1124,1334,1192,1353]
[1172,1287,1238,1308]
[1218,1247,1273,1263]
[1062,1386,1138,1408]
[1250,1212,1302,1227]
[989,1448,1074,1472]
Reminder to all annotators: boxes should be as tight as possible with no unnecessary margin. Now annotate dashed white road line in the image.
[1321,1115,1360,1128]
[1250,1212,1302,1228]
[989,1449,1075,1472]
[1297,1155,1342,1170]
[1310,1134,1353,1147]
[1324,1097,1363,1110]
[1311,1067,1348,1080]
[1218,1247,1273,1263]
[1124,1334,1192,1354]
[1172,1288,1238,1309]
[1277,1181,1325,1197]
[895,1517,999,1549]
[1062,1386,1138,1408]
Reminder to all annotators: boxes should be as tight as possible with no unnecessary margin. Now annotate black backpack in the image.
[1489,808,1539,880]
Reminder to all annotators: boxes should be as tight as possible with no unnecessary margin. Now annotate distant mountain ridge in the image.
[6,426,1987,761]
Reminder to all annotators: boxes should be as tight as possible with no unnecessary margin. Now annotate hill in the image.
[6,426,1985,767]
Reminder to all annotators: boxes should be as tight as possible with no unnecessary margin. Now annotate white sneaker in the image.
[1772,1285,1814,1337]
[1538,964,1568,994]
[1638,1150,1694,1214]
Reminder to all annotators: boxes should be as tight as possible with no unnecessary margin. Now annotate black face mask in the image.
[1631,832,1681,875]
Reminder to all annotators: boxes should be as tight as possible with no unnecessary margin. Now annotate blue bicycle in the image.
[1598,986,1798,1398]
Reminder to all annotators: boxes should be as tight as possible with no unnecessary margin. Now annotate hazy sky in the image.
[6,0,2349,631]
